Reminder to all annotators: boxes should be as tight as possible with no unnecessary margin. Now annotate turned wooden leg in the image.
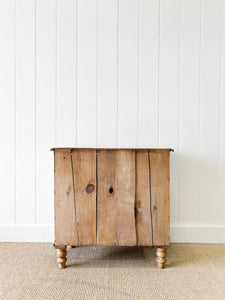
[56,247,67,269]
[156,247,167,269]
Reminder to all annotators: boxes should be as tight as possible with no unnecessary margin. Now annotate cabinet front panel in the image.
[55,149,96,246]
[135,150,152,246]
[97,150,136,246]
[54,150,78,245]
[54,148,170,247]
[72,149,96,245]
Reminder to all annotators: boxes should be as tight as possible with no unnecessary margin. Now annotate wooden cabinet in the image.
[52,148,173,269]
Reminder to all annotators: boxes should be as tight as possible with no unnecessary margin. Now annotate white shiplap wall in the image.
[0,0,225,243]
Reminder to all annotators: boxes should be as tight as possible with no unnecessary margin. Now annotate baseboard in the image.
[170,226,225,243]
[0,225,225,243]
[0,225,54,242]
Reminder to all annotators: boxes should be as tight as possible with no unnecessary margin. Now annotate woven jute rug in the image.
[0,243,225,299]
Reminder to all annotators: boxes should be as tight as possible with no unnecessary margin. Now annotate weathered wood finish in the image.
[97,150,136,246]
[71,149,96,245]
[156,247,167,269]
[54,150,78,246]
[56,247,67,269]
[53,148,172,268]
[150,151,170,246]
[135,150,152,246]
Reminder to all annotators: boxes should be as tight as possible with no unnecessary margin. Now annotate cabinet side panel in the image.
[72,149,96,245]
[150,151,170,246]
[135,151,152,246]
[54,150,78,245]
[97,150,136,246]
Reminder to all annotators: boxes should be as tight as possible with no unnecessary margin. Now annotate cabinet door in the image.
[54,149,96,246]
[97,150,136,246]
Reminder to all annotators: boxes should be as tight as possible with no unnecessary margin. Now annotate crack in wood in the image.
[96,150,98,244]
[71,150,79,245]
[148,151,154,246]
[134,151,138,245]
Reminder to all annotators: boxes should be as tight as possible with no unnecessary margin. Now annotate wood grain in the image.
[156,247,167,269]
[56,247,67,269]
[54,148,171,249]
[51,148,174,152]
[71,149,96,245]
[135,150,152,246]
[97,150,136,246]
[54,150,78,246]
[150,151,170,246]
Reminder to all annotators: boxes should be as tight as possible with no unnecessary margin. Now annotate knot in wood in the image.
[86,183,95,194]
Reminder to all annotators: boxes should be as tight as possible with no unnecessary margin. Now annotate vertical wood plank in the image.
[77,0,98,147]
[179,0,201,225]
[98,0,117,147]
[138,0,159,147]
[150,151,170,246]
[200,0,221,224]
[118,0,138,147]
[0,0,15,224]
[36,0,56,225]
[55,150,77,245]
[97,150,117,244]
[97,150,136,245]
[159,0,180,226]
[72,149,96,245]
[135,150,152,246]
[15,0,36,224]
[56,0,77,146]
[115,151,136,245]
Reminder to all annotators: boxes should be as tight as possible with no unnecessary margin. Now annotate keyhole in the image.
[109,187,113,194]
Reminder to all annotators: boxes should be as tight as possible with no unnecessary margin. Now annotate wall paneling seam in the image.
[116,0,119,148]
[14,0,17,225]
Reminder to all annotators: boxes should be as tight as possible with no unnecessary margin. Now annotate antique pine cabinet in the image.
[51,148,173,269]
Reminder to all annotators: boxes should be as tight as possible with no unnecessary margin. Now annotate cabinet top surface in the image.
[50,147,174,152]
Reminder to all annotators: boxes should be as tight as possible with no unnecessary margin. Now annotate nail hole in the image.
[109,187,113,194]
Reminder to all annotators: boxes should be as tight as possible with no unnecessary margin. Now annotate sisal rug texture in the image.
[0,243,225,299]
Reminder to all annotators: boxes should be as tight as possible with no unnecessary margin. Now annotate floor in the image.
[0,243,225,299]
